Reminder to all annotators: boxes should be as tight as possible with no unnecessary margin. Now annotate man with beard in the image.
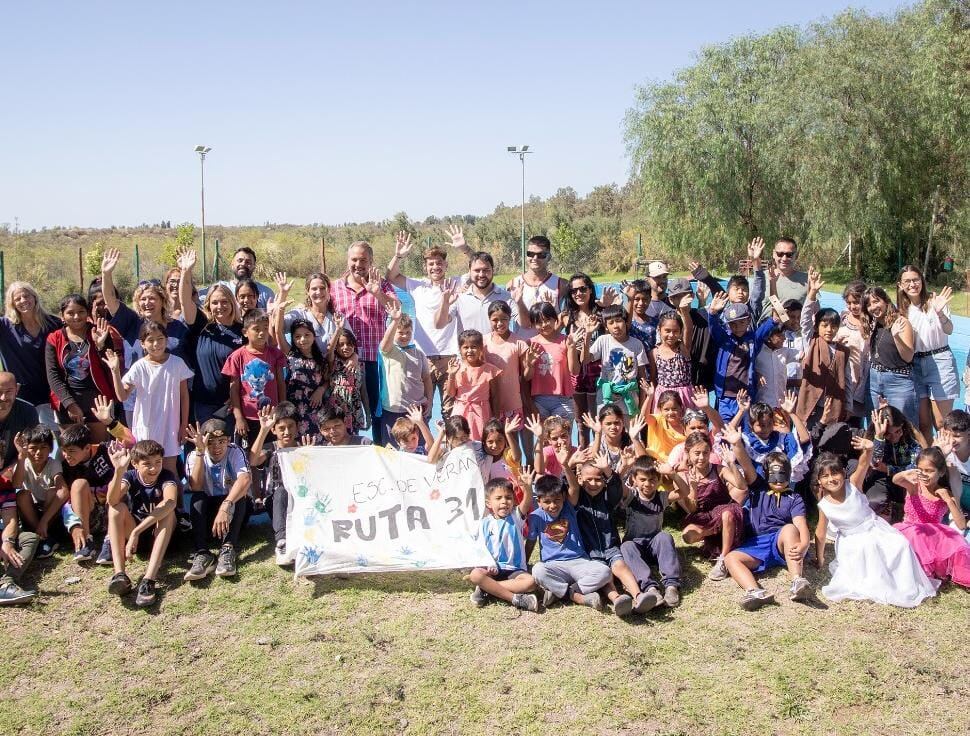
[203,247,274,309]
[444,251,511,336]
[332,241,398,440]
[0,372,39,474]
[386,224,473,418]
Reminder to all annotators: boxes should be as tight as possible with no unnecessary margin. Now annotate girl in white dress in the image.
[812,439,938,608]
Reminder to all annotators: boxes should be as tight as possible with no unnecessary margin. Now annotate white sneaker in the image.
[708,556,728,581]
[275,540,293,567]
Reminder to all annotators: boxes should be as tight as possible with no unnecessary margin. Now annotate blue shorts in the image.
[734,530,786,573]
[911,348,960,401]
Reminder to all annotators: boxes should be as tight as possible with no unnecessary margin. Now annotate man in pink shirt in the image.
[331,241,397,440]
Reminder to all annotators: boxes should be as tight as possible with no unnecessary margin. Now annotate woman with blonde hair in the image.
[0,281,62,425]
[177,251,244,430]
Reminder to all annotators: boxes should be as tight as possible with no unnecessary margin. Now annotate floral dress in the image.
[328,355,366,432]
[286,353,325,441]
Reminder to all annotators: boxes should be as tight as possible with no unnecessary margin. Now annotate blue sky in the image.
[1,1,909,230]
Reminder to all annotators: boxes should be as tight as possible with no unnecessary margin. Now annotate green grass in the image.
[3,523,967,736]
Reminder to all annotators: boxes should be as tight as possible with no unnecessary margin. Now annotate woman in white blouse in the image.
[897,264,958,439]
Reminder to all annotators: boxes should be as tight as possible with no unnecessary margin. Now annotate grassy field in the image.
[2,521,967,736]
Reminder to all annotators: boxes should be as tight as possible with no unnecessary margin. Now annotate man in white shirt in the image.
[386,225,473,417]
[435,252,512,336]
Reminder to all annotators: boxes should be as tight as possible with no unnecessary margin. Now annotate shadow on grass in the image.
[308,569,469,597]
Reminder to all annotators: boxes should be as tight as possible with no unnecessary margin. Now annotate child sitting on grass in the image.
[104,439,178,607]
[469,473,539,612]
[620,456,688,610]
[564,446,641,617]
[11,425,74,558]
[183,419,252,581]
[0,477,39,606]
[528,474,612,611]
[724,452,812,610]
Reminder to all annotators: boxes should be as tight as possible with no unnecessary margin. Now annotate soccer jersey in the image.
[122,468,178,518]
[185,445,250,497]
[479,508,527,571]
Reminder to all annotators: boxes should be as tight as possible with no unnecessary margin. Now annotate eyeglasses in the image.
[526,250,549,260]
[571,285,590,294]
[774,251,795,259]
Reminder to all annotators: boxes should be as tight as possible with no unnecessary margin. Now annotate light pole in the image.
[507,145,531,272]
[194,145,211,280]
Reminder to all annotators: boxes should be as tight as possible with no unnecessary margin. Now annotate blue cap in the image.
[723,302,750,323]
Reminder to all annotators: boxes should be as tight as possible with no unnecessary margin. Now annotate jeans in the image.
[868,368,917,419]
[190,493,249,553]
[621,532,682,590]
[271,485,289,545]
[0,531,39,587]
[532,557,611,600]
[362,360,383,442]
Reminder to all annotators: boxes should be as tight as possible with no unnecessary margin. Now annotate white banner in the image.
[277,445,494,576]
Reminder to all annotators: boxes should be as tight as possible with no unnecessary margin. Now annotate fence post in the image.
[0,251,5,297]
[320,235,326,274]
[213,239,220,282]
[134,243,140,282]
[637,233,642,259]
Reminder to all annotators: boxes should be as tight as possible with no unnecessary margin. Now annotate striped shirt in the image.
[479,508,527,571]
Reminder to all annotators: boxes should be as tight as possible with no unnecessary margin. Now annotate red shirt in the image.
[331,275,397,362]
[222,344,286,420]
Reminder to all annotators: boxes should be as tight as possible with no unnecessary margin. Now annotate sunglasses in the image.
[774,251,795,259]
[138,279,162,288]
[571,285,590,294]
[526,250,549,260]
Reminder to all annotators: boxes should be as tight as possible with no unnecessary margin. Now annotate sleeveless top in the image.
[870,322,910,370]
[654,350,692,388]
[902,493,947,525]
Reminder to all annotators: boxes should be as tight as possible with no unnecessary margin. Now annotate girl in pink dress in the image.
[447,330,500,441]
[892,447,970,587]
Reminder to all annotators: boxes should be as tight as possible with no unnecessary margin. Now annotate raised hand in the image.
[364,267,382,294]
[177,249,197,272]
[108,442,130,470]
[870,409,889,439]
[928,286,952,315]
[695,281,710,306]
[736,387,751,413]
[13,431,27,458]
[92,317,111,349]
[617,445,637,475]
[599,286,618,307]
[518,465,536,490]
[257,404,276,431]
[185,422,206,452]
[509,278,524,304]
[103,348,121,372]
[446,356,461,375]
[504,414,522,434]
[333,312,346,332]
[524,414,543,439]
[720,441,736,464]
[890,316,908,337]
[101,248,121,274]
[708,291,728,315]
[850,435,874,452]
[93,395,114,425]
[386,302,403,322]
[553,443,572,468]
[747,237,765,261]
[405,404,426,426]
[687,260,701,273]
[525,343,542,366]
[592,450,611,472]
[780,389,797,415]
[721,424,742,446]
[274,272,294,297]
[934,428,955,457]
[580,412,601,433]
[627,414,646,438]
[639,379,655,406]
[445,224,466,250]
[394,231,414,258]
[300,434,316,447]
[566,324,586,348]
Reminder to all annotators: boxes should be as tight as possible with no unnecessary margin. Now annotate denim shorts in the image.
[869,368,917,419]
[911,348,960,401]
[534,394,575,423]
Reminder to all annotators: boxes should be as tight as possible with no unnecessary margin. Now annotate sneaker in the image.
[275,540,293,567]
[96,537,113,566]
[634,588,663,613]
[612,593,634,618]
[135,578,157,607]
[580,592,604,611]
[74,537,95,563]
[107,571,132,596]
[790,576,812,602]
[708,556,728,581]
[215,544,237,577]
[35,540,59,559]
[183,551,217,581]
[511,593,539,612]
[663,585,681,608]
[469,586,488,607]
[176,511,193,534]
[0,582,37,606]
[540,587,560,609]
[741,588,774,611]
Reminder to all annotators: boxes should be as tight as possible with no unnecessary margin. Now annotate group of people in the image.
[0,231,968,615]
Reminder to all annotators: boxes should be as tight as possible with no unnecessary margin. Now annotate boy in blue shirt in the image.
[528,474,612,610]
[469,474,539,612]
[724,452,812,610]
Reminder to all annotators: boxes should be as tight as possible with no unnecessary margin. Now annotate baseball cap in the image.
[723,302,750,323]
[647,261,669,278]
[667,277,692,297]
